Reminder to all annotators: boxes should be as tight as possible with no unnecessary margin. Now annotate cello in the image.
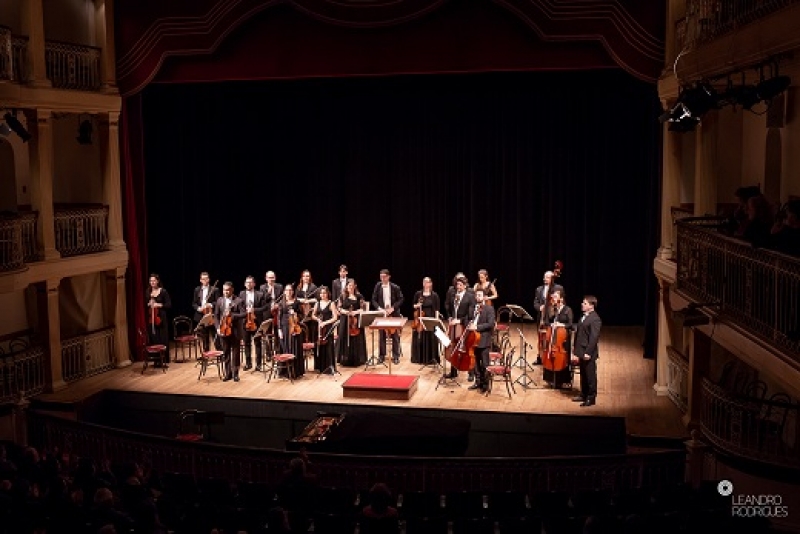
[537,260,563,355]
[448,304,482,371]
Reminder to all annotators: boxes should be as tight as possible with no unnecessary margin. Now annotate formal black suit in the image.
[260,282,284,306]
[332,277,349,302]
[239,289,268,369]
[214,295,247,380]
[471,303,496,390]
[192,284,221,352]
[445,289,476,378]
[534,283,565,322]
[573,310,602,402]
[371,282,404,360]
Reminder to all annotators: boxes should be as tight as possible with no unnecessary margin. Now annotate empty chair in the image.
[400,491,442,519]
[172,315,197,362]
[138,328,167,374]
[487,490,528,519]
[530,490,571,518]
[445,491,486,519]
[404,515,449,534]
[570,489,611,516]
[312,512,357,534]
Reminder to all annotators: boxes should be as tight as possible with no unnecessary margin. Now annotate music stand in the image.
[505,304,534,369]
[318,320,341,379]
[360,311,387,369]
[512,326,539,388]
[255,320,275,374]
[433,320,461,389]
[370,317,407,374]
[418,316,444,372]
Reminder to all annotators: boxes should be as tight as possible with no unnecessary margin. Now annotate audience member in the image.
[360,482,399,534]
[276,454,318,533]
[769,199,800,256]
[736,193,774,247]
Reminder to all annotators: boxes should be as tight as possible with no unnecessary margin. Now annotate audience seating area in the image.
[0,440,777,534]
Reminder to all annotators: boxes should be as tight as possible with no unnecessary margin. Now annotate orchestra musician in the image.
[258,271,283,369]
[239,276,268,371]
[473,269,498,306]
[214,281,246,382]
[444,272,469,316]
[337,279,368,367]
[297,270,319,343]
[311,286,340,374]
[410,277,441,366]
[533,270,564,365]
[572,295,602,407]
[192,271,219,352]
[371,269,404,364]
[445,275,475,379]
[467,288,496,393]
[146,273,171,364]
[331,265,349,302]
[543,289,573,389]
[278,284,305,379]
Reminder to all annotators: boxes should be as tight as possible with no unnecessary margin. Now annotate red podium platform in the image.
[342,373,419,401]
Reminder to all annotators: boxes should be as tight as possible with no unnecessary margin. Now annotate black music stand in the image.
[361,311,387,369]
[505,304,533,369]
[253,319,274,374]
[512,326,539,388]
[318,320,341,379]
[418,316,444,372]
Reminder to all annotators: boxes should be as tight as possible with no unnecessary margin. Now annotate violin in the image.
[149,300,161,326]
[245,308,257,332]
[288,306,303,336]
[299,286,320,318]
[349,313,360,336]
[412,296,425,332]
[201,280,219,315]
[219,303,233,337]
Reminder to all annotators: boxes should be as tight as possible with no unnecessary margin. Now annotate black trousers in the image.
[579,357,597,400]
[379,330,401,358]
[474,345,490,386]
[221,335,241,379]
[242,328,262,367]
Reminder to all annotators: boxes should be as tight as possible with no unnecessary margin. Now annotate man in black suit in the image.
[572,295,602,406]
[533,270,564,364]
[331,264,349,303]
[371,269,404,364]
[260,271,284,306]
[240,276,268,371]
[214,281,247,382]
[192,272,220,351]
[467,288,496,393]
[445,275,476,379]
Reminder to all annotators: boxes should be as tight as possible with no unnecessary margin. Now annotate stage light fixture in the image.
[0,123,11,138]
[680,82,719,118]
[757,75,791,101]
[3,112,32,142]
[76,118,93,145]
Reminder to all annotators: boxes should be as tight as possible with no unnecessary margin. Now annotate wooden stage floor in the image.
[38,326,687,439]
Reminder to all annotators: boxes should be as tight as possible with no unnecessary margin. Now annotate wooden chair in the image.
[485,346,516,398]
[172,315,197,363]
[138,328,167,374]
[196,335,224,381]
[494,306,512,349]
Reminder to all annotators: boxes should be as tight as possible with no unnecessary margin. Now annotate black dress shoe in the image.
[392,358,400,364]
[468,383,481,390]
[580,399,595,407]
[234,376,240,382]
[572,396,585,402]
[243,365,252,371]
[222,376,231,382]
[534,357,543,365]
[467,373,475,382]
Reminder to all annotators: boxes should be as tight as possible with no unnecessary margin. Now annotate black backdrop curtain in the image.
[141,69,661,334]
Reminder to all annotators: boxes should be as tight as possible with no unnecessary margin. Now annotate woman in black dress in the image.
[411,277,441,365]
[145,273,171,362]
[473,269,498,307]
[278,284,305,378]
[311,286,340,373]
[337,279,368,367]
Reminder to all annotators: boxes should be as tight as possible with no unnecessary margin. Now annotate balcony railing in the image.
[0,215,25,273]
[667,346,689,415]
[701,378,798,468]
[0,339,45,404]
[677,0,800,50]
[61,327,115,383]
[11,35,28,83]
[54,205,109,257]
[27,410,686,494]
[676,218,800,362]
[45,39,100,91]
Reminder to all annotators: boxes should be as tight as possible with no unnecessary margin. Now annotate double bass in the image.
[448,304,482,371]
[538,260,563,355]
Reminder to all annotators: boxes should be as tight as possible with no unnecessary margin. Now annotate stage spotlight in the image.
[681,82,719,118]
[3,112,32,142]
[0,123,11,138]
[668,116,699,132]
[76,119,93,145]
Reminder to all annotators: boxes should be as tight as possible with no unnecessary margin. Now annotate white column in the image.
[94,0,118,93]
[659,115,682,260]
[693,113,717,216]
[25,108,60,261]
[107,267,132,367]
[98,112,126,250]
[653,279,672,395]
[20,0,50,88]
[40,278,66,392]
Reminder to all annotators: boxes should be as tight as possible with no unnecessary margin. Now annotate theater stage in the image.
[34,326,686,443]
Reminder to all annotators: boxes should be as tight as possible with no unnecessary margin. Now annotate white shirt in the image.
[246,290,254,307]
[201,286,208,305]
[382,284,392,308]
